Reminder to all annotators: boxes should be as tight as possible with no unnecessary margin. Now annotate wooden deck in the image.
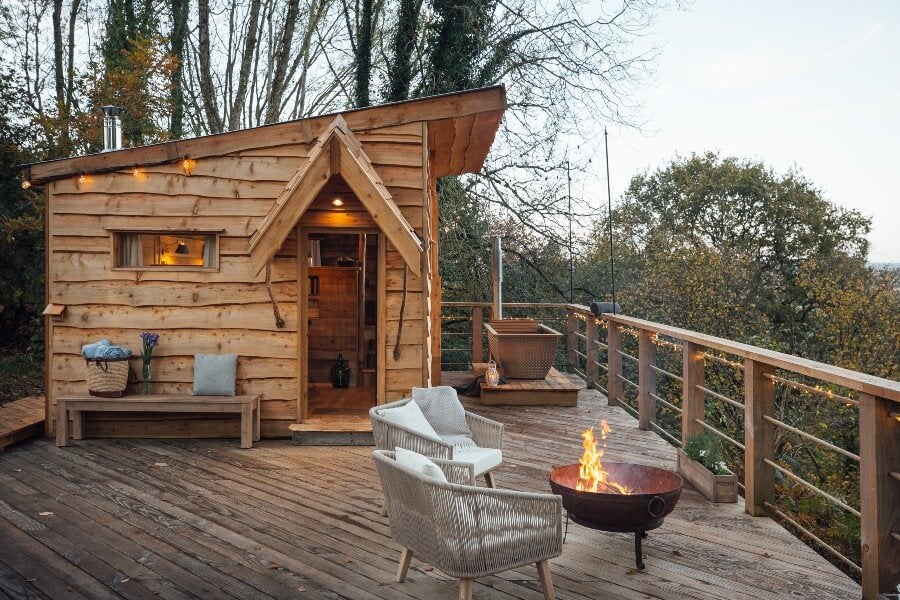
[445,368,581,406]
[0,396,44,452]
[0,388,859,599]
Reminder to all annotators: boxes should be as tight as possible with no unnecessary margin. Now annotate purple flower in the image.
[140,332,160,349]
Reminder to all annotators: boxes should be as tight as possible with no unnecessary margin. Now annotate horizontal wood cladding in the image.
[51,254,297,283]
[53,355,296,382]
[61,303,296,331]
[51,281,298,307]
[54,327,297,359]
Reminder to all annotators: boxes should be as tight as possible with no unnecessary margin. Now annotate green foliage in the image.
[683,432,730,475]
[0,70,44,356]
[419,0,493,94]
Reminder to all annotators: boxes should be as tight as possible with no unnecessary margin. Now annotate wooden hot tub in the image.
[485,319,563,379]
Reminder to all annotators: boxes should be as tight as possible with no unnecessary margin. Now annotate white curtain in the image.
[120,233,142,267]
[308,240,322,266]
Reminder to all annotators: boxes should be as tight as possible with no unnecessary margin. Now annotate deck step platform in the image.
[0,396,44,451]
[457,365,582,406]
[289,411,374,445]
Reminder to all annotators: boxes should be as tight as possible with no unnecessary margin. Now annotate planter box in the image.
[677,449,737,503]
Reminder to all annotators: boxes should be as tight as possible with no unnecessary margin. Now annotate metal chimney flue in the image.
[101,105,124,152]
[491,236,503,320]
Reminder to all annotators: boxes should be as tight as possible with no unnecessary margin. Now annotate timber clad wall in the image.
[47,122,427,438]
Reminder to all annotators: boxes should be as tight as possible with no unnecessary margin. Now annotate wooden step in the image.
[0,396,45,451]
[468,367,582,407]
[289,412,374,446]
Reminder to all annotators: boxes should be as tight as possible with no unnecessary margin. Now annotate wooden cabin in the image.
[25,86,506,439]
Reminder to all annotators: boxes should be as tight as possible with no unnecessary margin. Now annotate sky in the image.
[593,0,900,262]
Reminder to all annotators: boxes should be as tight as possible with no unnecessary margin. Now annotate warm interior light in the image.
[332,197,344,207]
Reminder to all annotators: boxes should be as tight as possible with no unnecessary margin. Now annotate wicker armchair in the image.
[369,397,504,487]
[372,450,563,600]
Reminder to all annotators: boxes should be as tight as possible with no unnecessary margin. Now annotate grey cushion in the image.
[192,354,237,396]
[411,386,472,438]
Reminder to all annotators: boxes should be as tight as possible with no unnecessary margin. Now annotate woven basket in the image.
[485,319,563,379]
[85,358,131,398]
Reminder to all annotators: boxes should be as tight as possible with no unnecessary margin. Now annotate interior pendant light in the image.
[174,241,189,255]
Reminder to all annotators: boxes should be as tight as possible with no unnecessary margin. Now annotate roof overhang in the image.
[23,86,506,185]
[249,116,423,276]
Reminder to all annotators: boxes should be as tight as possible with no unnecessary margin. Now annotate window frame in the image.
[108,229,224,272]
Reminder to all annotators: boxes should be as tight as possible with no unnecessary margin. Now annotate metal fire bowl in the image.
[549,463,683,532]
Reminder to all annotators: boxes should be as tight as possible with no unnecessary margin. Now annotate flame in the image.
[576,420,630,494]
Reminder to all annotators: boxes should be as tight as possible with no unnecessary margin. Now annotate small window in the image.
[113,232,219,269]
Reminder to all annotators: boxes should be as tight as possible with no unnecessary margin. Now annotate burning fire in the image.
[576,420,631,494]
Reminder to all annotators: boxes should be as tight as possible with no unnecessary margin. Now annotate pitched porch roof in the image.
[248,115,422,276]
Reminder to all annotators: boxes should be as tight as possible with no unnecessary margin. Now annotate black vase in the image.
[330,354,351,388]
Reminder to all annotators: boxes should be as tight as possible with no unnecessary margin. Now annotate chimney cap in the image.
[101,105,125,116]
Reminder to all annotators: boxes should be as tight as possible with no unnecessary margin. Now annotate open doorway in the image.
[305,232,378,419]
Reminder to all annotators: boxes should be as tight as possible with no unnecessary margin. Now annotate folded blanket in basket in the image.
[82,339,132,360]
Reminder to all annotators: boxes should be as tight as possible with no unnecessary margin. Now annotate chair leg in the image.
[536,560,555,600]
[484,471,496,488]
[396,548,413,583]
[458,578,473,600]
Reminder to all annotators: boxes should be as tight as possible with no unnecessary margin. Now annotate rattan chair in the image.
[372,450,563,600]
[369,397,504,487]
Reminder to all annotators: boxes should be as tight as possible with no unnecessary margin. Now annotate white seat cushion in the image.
[394,447,448,482]
[453,446,502,476]
[378,400,440,440]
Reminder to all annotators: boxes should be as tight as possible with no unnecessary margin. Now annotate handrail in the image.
[600,312,900,403]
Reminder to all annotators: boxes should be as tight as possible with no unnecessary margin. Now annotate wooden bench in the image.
[55,394,261,449]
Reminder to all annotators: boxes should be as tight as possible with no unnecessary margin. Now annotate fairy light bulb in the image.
[21,180,31,189]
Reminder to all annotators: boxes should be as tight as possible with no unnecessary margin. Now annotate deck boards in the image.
[0,396,44,452]
[0,387,859,599]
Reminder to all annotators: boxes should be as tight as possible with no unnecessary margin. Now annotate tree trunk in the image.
[229,0,262,130]
[51,0,70,156]
[385,0,422,102]
[353,0,373,107]
[169,0,190,137]
[197,0,224,133]
[264,0,300,124]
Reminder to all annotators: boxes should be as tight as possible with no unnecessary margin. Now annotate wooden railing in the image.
[440,301,899,598]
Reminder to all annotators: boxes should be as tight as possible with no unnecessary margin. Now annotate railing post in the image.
[638,329,656,431]
[606,319,622,408]
[471,306,483,364]
[586,316,599,389]
[859,392,899,598]
[566,309,578,373]
[744,359,776,517]
[681,341,705,444]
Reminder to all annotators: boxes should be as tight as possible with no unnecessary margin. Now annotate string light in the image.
[702,352,744,370]
[764,373,857,407]
[132,167,141,177]
[21,180,31,189]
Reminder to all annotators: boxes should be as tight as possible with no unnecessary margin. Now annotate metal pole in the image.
[604,128,616,314]
[567,160,573,303]
[491,236,503,320]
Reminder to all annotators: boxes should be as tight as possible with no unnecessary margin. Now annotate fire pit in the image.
[549,421,683,569]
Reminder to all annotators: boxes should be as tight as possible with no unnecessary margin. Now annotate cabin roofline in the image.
[23,85,506,185]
